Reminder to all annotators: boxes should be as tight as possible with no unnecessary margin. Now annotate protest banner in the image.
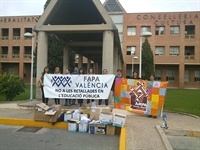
[114,78,168,117]
[43,74,115,99]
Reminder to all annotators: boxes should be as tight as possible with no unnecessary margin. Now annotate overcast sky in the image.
[0,0,199,16]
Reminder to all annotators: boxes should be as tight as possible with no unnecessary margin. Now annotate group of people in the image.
[38,66,111,106]
[38,66,155,107]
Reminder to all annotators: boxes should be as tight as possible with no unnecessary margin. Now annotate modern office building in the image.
[0,0,199,89]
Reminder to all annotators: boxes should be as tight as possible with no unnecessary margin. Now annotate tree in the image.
[0,73,25,101]
[142,38,155,80]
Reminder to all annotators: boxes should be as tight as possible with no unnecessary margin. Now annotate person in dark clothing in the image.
[132,71,140,79]
[38,66,49,105]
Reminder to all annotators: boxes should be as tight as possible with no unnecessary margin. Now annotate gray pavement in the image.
[0,100,200,150]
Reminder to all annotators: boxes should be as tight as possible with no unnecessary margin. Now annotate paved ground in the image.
[0,100,200,150]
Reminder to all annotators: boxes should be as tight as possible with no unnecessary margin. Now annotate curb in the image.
[0,118,68,129]
[156,125,173,150]
[119,127,126,150]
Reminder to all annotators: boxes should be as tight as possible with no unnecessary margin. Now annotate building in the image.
[0,0,199,89]
[0,16,40,82]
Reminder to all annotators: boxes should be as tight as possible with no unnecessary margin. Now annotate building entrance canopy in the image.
[34,0,123,75]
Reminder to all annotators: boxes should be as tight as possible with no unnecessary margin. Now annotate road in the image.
[0,124,119,150]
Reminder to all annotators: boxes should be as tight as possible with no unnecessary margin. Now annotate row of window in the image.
[127,25,195,38]
[155,70,200,82]
[1,46,32,59]
[1,28,32,37]
[127,46,195,58]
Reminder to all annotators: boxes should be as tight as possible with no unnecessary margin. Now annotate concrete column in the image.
[63,46,69,71]
[95,62,99,74]
[102,31,114,74]
[87,58,91,71]
[113,46,119,73]
[36,31,48,99]
[179,63,185,88]
[78,54,83,69]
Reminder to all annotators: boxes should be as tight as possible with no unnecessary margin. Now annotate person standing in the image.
[78,68,84,106]
[38,66,49,105]
[87,68,95,104]
[132,71,140,79]
[54,66,61,105]
[64,68,72,106]
[71,66,79,105]
[99,69,108,106]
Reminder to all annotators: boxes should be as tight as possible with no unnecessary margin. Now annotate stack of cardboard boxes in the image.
[33,103,127,136]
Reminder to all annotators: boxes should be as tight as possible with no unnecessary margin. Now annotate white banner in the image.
[43,74,115,99]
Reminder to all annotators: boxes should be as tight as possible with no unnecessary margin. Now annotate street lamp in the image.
[24,32,34,101]
[132,56,138,75]
[139,31,152,78]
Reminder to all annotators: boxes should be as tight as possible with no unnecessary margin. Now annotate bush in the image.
[0,73,25,101]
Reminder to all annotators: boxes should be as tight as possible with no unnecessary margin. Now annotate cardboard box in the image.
[112,113,126,127]
[89,123,106,134]
[90,106,111,120]
[99,112,113,124]
[64,113,72,122]
[106,125,115,136]
[68,123,78,132]
[36,103,50,111]
[78,123,88,133]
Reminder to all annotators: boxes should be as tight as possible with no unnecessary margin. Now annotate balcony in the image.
[13,36,20,40]
[185,34,195,39]
[185,55,195,59]
[1,54,8,58]
[1,36,8,40]
[12,54,20,58]
[24,54,31,59]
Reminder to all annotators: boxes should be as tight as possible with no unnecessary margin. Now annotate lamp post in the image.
[139,31,152,78]
[24,32,34,101]
[132,56,138,74]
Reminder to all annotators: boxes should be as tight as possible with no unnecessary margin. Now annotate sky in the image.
[0,0,199,16]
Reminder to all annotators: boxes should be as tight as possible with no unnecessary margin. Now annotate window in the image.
[155,26,165,35]
[1,28,9,40]
[185,46,195,59]
[24,28,32,33]
[1,46,8,58]
[13,28,20,40]
[127,26,136,35]
[184,70,189,82]
[166,70,176,81]
[185,25,195,39]
[170,26,180,35]
[126,46,136,55]
[155,70,162,80]
[194,70,200,82]
[170,46,179,56]
[155,46,165,55]
[141,26,151,32]
[24,46,31,58]
[12,46,20,58]
[8,68,15,74]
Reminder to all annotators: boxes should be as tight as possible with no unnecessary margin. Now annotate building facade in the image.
[0,3,199,89]
[0,16,39,82]
[123,12,200,88]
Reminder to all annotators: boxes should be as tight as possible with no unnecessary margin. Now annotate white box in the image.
[64,113,72,122]
[99,112,113,124]
[72,113,81,120]
[68,123,78,132]
[78,123,88,133]
[112,113,126,127]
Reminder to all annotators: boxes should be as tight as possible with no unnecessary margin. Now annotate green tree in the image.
[0,73,25,101]
[142,38,155,80]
